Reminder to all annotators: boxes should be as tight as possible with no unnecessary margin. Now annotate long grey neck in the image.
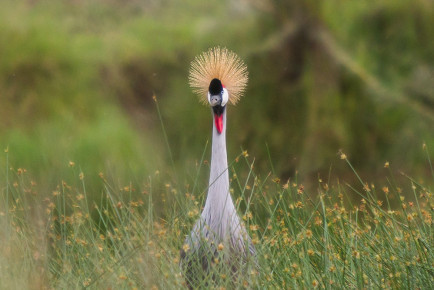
[202,108,235,225]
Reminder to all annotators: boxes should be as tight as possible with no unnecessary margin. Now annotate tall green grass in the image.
[1,147,432,288]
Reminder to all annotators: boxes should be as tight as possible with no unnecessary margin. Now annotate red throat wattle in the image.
[214,113,223,134]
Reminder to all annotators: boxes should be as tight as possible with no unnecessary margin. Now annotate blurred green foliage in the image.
[0,0,433,195]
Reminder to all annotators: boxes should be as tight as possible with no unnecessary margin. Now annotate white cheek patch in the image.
[221,88,229,106]
[207,92,211,105]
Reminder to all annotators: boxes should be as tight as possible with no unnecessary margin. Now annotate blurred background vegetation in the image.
[1,0,433,197]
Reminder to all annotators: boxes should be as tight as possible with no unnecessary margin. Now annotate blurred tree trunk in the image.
[299,37,346,176]
[255,0,348,176]
[249,0,433,179]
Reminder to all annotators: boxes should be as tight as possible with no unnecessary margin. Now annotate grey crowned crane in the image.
[180,47,256,288]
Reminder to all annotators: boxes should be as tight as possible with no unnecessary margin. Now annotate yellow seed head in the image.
[407,214,413,221]
[353,250,360,259]
[182,243,190,252]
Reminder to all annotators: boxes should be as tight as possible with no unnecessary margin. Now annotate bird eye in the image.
[221,90,224,95]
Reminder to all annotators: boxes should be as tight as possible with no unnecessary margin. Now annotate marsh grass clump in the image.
[0,149,432,288]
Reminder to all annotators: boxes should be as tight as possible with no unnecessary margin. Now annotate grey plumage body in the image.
[180,108,255,287]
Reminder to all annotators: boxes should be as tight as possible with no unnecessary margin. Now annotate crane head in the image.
[208,78,229,107]
[189,47,248,134]
[189,47,248,106]
[207,78,228,134]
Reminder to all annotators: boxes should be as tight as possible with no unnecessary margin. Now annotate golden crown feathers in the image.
[189,47,248,105]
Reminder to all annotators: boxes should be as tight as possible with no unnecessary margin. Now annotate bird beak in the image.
[208,94,224,134]
[214,113,223,134]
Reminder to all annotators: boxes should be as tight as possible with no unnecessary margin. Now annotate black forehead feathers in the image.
[209,78,223,95]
